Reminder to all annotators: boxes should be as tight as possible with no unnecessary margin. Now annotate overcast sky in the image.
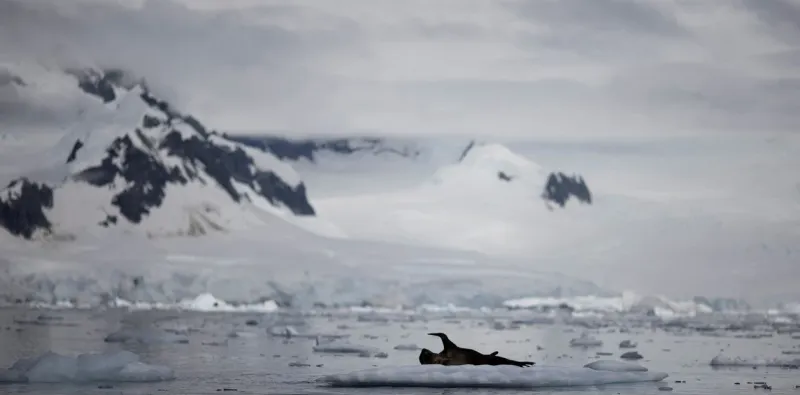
[3,0,800,139]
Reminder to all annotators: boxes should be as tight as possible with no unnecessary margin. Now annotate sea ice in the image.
[104,328,189,344]
[569,334,603,347]
[0,350,174,383]
[619,339,637,348]
[313,339,381,357]
[710,354,800,368]
[319,364,668,388]
[394,343,421,351]
[584,360,648,372]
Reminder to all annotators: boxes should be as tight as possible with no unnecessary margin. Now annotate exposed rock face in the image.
[542,172,592,208]
[0,178,54,239]
[0,69,315,240]
[227,135,420,162]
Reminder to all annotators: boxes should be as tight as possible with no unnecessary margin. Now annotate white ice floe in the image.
[710,354,800,367]
[584,360,648,372]
[313,339,381,357]
[394,344,421,351]
[114,293,279,313]
[0,350,174,383]
[319,364,668,388]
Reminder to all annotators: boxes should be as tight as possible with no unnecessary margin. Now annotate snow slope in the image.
[312,141,594,257]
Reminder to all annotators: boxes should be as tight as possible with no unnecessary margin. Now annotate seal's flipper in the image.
[427,332,458,351]
[490,351,498,356]
[486,354,536,368]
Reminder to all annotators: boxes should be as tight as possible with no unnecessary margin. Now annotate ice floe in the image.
[104,328,189,344]
[313,338,382,357]
[710,354,800,368]
[584,360,648,372]
[319,364,668,388]
[0,350,174,383]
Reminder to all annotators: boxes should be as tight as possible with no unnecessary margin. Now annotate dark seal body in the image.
[421,332,535,367]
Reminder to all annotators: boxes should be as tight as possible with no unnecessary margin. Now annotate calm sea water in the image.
[0,307,798,394]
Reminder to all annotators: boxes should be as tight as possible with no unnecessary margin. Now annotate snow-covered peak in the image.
[0,67,319,240]
[431,141,544,186]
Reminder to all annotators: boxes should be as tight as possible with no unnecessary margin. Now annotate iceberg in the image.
[319,364,668,389]
[0,350,174,383]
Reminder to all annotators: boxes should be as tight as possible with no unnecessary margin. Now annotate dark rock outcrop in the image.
[0,178,54,239]
[497,171,513,182]
[227,135,418,162]
[76,133,188,223]
[65,140,83,164]
[542,172,592,208]
[161,131,314,215]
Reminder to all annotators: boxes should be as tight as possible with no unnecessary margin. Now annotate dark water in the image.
[0,307,798,394]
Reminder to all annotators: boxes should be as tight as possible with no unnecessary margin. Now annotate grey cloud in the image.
[409,20,489,40]
[741,0,800,45]
[0,0,366,130]
[507,0,688,37]
[2,0,800,136]
[760,49,800,69]
[606,62,800,132]
[507,0,690,64]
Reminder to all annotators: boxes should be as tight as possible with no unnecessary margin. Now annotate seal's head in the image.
[418,348,437,364]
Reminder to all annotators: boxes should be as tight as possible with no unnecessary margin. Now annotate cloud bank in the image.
[3,0,799,139]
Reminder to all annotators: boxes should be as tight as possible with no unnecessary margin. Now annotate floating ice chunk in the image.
[620,351,644,360]
[228,331,259,339]
[115,362,175,382]
[0,350,174,383]
[267,325,348,340]
[268,325,300,337]
[584,360,648,372]
[319,364,668,388]
[569,335,603,347]
[313,339,380,356]
[710,354,800,368]
[104,328,189,344]
[619,340,637,348]
[394,344,420,351]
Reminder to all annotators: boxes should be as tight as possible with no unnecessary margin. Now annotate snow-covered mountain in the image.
[1,67,320,240]
[0,64,612,309]
[1,63,794,313]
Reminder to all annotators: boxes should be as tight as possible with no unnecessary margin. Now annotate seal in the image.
[421,332,535,367]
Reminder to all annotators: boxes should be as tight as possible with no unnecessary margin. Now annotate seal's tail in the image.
[488,354,536,368]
